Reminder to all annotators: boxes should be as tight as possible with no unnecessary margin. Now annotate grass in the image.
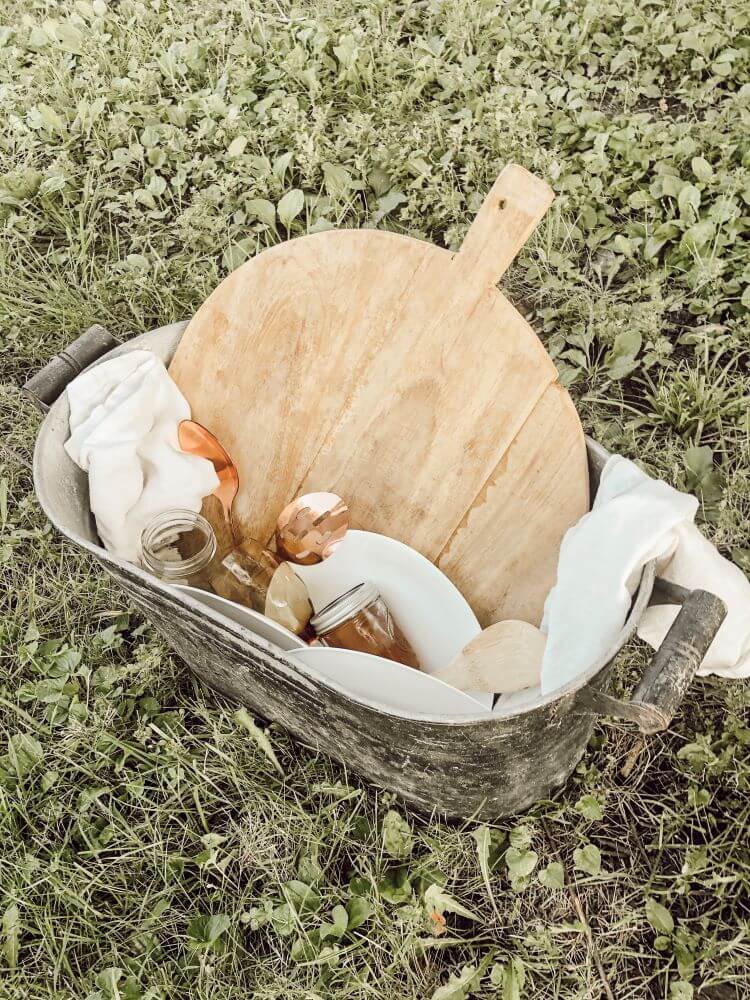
[1,0,749,996]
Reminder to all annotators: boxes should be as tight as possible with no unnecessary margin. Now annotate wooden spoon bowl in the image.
[434,620,547,694]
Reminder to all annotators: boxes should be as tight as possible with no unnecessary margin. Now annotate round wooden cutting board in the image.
[169,165,589,626]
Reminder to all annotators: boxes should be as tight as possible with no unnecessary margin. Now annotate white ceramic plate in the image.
[289,646,493,717]
[173,585,306,652]
[293,530,492,710]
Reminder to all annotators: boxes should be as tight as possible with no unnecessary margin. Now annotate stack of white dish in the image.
[177,530,495,717]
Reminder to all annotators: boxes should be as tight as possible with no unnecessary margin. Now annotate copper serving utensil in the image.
[178,419,239,541]
[275,492,349,565]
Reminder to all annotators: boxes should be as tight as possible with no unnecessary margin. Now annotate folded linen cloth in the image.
[64,350,218,564]
[540,454,750,694]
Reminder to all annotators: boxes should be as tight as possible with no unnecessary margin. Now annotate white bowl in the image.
[289,646,493,717]
[173,585,306,652]
[293,530,492,710]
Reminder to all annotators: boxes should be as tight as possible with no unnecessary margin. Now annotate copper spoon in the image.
[178,420,239,541]
[275,492,350,565]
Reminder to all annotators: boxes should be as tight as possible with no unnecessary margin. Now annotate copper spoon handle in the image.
[178,419,240,545]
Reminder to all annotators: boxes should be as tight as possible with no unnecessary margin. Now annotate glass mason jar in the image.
[141,509,286,618]
[141,509,217,588]
[310,581,420,669]
[215,539,279,613]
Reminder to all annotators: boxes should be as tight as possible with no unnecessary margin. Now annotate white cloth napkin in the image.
[540,454,750,695]
[64,350,218,564]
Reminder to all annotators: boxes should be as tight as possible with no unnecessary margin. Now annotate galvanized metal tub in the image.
[26,323,726,820]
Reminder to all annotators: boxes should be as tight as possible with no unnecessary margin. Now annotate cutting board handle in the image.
[456,164,554,290]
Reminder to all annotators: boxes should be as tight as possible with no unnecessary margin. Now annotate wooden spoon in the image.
[178,419,239,542]
[434,620,546,694]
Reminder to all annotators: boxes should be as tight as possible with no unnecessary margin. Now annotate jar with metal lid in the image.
[310,581,420,669]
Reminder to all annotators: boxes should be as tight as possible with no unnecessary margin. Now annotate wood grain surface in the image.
[169,164,589,625]
[437,382,590,625]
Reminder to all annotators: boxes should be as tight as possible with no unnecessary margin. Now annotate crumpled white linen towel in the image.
[540,454,750,695]
[64,349,218,564]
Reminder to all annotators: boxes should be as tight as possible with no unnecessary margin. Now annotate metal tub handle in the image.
[584,578,727,733]
[22,324,120,412]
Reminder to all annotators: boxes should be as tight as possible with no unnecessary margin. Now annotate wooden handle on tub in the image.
[582,584,726,734]
[630,588,727,733]
[22,324,120,412]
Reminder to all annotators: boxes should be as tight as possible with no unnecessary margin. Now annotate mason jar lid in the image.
[310,581,380,636]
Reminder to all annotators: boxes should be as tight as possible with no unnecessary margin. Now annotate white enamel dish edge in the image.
[289,646,493,717]
[292,529,493,709]
[173,585,306,651]
[177,585,491,716]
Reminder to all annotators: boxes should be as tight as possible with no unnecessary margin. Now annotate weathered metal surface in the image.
[27,322,727,819]
[110,558,606,818]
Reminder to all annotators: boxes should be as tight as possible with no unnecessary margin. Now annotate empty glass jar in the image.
[214,538,279,613]
[141,509,217,588]
[141,510,312,634]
